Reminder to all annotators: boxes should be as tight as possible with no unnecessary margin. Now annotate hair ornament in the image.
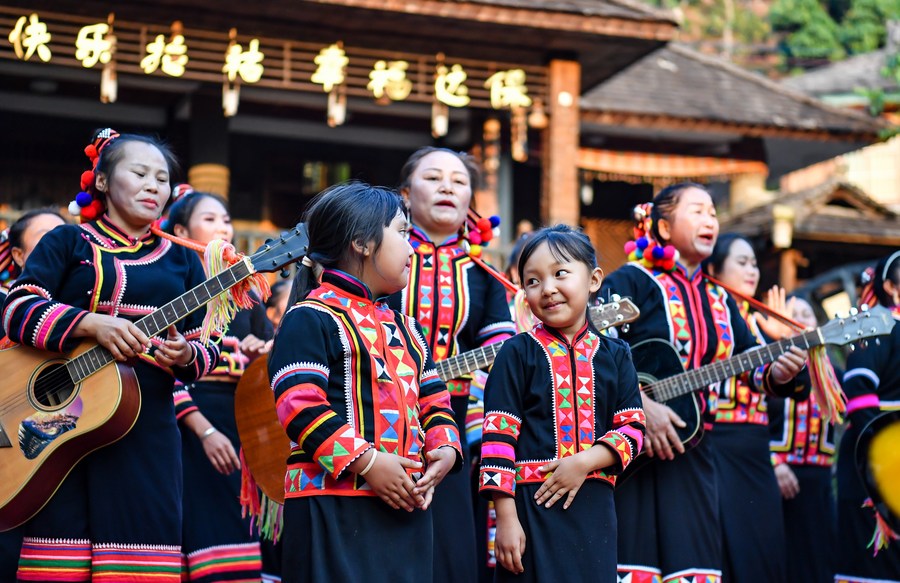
[463,208,501,258]
[69,128,121,222]
[624,202,679,272]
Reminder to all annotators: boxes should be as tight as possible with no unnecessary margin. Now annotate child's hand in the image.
[358,451,424,512]
[534,454,591,509]
[413,447,457,509]
[494,497,526,574]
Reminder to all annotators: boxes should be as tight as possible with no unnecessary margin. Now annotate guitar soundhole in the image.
[31,363,77,410]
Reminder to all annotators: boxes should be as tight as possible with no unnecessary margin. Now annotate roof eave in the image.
[580,110,885,143]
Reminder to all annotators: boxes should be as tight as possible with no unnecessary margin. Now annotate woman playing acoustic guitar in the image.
[2,129,220,582]
[600,183,806,583]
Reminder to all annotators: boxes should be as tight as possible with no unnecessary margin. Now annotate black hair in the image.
[398,146,482,192]
[505,232,532,280]
[266,279,291,309]
[702,232,754,277]
[91,130,180,211]
[874,250,900,306]
[650,181,711,243]
[517,225,598,299]
[163,191,229,235]
[287,182,406,305]
[8,209,65,250]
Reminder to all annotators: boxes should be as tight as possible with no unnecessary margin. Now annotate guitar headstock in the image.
[820,305,896,347]
[588,295,640,331]
[249,223,309,273]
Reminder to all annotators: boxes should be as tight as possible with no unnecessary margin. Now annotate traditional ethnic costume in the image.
[835,306,900,583]
[175,302,273,581]
[768,369,837,583]
[2,216,219,582]
[602,263,788,583]
[479,322,645,582]
[387,226,515,583]
[708,304,791,583]
[0,284,25,582]
[269,269,463,583]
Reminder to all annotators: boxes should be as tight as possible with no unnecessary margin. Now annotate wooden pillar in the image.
[541,59,581,226]
[188,93,230,198]
[729,172,769,213]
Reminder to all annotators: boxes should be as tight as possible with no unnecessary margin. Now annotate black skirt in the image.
[782,465,835,583]
[709,423,787,583]
[281,496,433,583]
[494,481,617,583]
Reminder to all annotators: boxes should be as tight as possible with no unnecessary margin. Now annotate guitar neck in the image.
[67,260,252,382]
[650,328,822,402]
[435,342,504,382]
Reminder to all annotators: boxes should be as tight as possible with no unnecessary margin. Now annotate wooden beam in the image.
[542,59,581,227]
[581,111,881,143]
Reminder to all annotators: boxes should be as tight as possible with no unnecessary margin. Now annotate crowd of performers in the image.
[0,129,898,583]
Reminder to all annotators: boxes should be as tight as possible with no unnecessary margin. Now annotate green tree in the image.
[771,0,846,61]
[839,0,900,53]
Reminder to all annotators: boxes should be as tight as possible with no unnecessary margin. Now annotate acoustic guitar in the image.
[855,410,900,533]
[619,305,896,483]
[0,225,308,531]
[236,297,641,504]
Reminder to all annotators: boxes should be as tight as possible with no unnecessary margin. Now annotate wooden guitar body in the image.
[234,356,289,504]
[0,341,140,530]
[620,338,705,482]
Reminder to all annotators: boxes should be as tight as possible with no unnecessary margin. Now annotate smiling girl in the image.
[479,225,645,581]
[2,129,220,581]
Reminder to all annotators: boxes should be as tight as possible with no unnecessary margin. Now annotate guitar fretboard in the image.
[435,343,504,382]
[64,260,251,383]
[646,329,821,402]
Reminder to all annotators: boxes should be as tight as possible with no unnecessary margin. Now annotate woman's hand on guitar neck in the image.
[769,346,808,385]
[75,313,150,361]
[640,393,686,460]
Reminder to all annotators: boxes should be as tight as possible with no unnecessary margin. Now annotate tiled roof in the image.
[581,43,885,137]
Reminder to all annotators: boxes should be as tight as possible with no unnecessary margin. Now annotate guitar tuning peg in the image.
[861,304,870,312]
[280,267,291,279]
[612,293,621,301]
[849,344,856,351]
[850,307,859,316]
[860,339,869,349]
[875,338,881,346]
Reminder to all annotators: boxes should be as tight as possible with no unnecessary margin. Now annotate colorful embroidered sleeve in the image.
[173,383,198,421]
[595,341,645,474]
[270,305,370,479]
[414,323,463,469]
[843,329,890,429]
[479,339,525,498]
[2,229,90,352]
[169,251,221,383]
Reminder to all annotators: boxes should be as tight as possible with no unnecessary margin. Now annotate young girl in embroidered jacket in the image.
[164,189,273,581]
[0,209,66,581]
[268,182,462,583]
[2,129,220,582]
[479,225,646,582]
[602,183,807,583]
[390,147,516,583]
[835,251,900,582]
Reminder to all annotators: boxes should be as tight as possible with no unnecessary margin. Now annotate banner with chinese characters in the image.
[0,6,548,122]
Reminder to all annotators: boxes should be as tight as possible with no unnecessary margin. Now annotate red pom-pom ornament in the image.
[84,144,98,160]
